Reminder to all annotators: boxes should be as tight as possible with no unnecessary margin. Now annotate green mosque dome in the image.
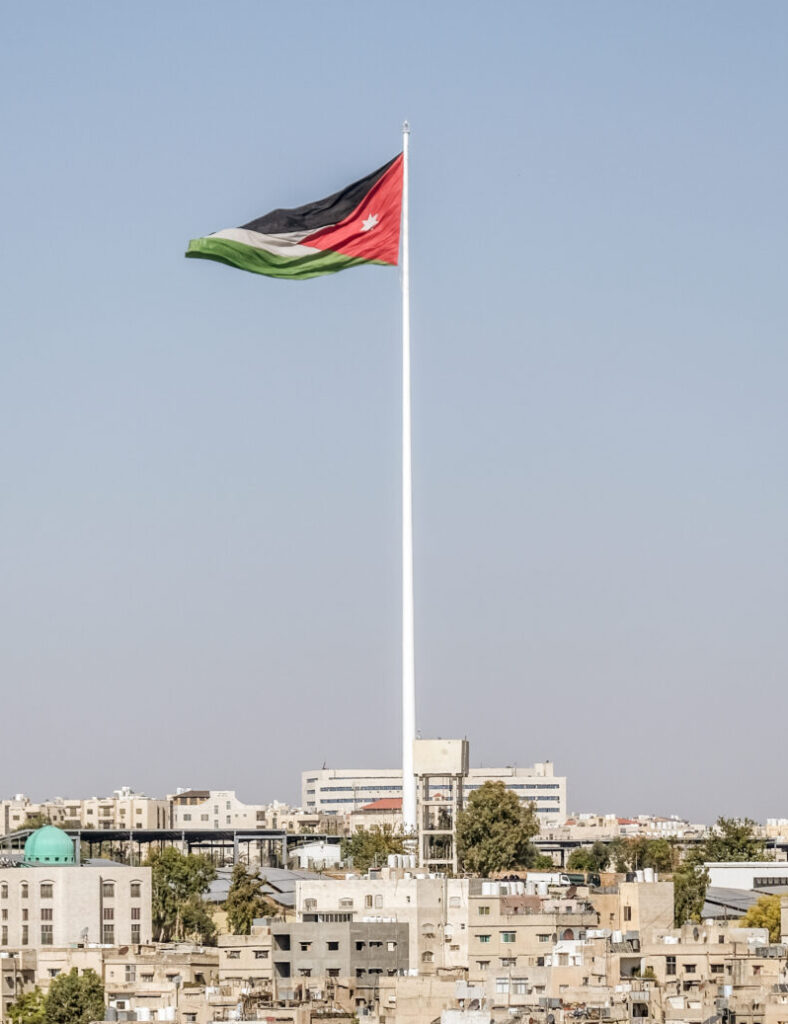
[24,826,76,865]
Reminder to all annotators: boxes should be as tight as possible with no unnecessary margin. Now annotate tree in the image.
[22,813,52,830]
[225,863,277,934]
[341,826,406,874]
[741,894,781,943]
[701,818,768,863]
[45,969,104,1024]
[567,842,609,873]
[7,989,46,1024]
[607,837,676,874]
[145,847,216,942]
[456,782,540,876]
[673,817,767,925]
[673,862,709,926]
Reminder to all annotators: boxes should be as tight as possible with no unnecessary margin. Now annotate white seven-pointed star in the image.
[361,213,380,232]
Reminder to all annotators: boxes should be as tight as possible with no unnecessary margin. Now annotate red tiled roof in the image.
[358,798,403,812]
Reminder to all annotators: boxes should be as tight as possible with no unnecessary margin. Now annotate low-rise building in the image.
[296,870,469,973]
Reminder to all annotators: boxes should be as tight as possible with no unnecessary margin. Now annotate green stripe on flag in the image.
[185,237,385,280]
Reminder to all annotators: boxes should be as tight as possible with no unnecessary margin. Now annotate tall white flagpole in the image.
[401,120,417,834]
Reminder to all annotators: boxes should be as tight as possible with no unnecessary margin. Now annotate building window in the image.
[1,926,6,945]
[375,894,383,908]
[476,960,490,970]
[304,899,317,911]
[131,925,141,944]
[387,941,397,951]
[125,966,136,982]
[131,882,142,898]
[0,884,6,899]
[41,909,53,921]
[365,895,373,908]
[537,934,551,943]
[103,908,114,920]
[449,896,461,908]
[40,883,54,899]
[102,882,115,898]
[624,906,632,922]
[711,964,724,974]
[298,969,311,978]
[21,883,28,899]
[478,935,491,944]
[21,926,28,946]
[327,941,339,951]
[183,814,192,822]
[254,950,268,959]
[496,978,509,995]
[327,969,340,978]
[501,932,516,943]
[131,907,141,921]
[225,951,241,959]
[666,957,676,976]
[685,964,696,974]
[41,925,54,946]
[103,925,114,944]
[339,898,353,909]
[513,980,528,995]
[422,951,434,964]
[478,906,490,915]
[500,957,516,967]
[22,910,28,922]
[1,909,6,921]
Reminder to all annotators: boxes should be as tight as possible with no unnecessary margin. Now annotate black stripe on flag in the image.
[241,155,399,236]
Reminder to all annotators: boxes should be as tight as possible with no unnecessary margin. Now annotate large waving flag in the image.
[186,154,403,280]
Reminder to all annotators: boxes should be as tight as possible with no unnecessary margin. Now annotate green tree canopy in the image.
[701,818,768,863]
[225,863,277,934]
[45,969,104,1024]
[7,989,46,1024]
[673,862,709,926]
[567,842,609,873]
[741,894,781,943]
[673,817,767,925]
[606,837,676,874]
[145,847,217,942]
[456,781,540,876]
[341,826,406,874]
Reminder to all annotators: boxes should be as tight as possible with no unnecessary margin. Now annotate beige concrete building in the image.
[0,828,151,950]
[218,924,274,999]
[296,870,469,973]
[0,788,170,835]
[170,791,318,833]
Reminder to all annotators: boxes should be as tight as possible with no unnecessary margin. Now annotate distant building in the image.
[170,790,319,832]
[302,760,566,824]
[0,827,152,950]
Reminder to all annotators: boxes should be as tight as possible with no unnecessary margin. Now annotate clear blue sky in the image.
[2,2,786,821]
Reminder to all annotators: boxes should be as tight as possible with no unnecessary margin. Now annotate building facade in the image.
[302,761,566,824]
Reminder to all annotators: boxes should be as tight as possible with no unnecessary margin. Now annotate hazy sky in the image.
[2,2,786,823]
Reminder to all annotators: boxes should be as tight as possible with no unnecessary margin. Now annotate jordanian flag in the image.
[186,154,403,280]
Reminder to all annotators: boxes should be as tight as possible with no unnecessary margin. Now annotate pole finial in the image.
[402,120,411,134]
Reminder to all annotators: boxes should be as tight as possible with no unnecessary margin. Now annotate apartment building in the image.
[0,789,170,835]
[296,870,469,972]
[0,828,151,949]
[302,762,566,824]
[170,791,318,833]
[271,920,409,1009]
[466,879,600,984]
[218,924,273,998]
